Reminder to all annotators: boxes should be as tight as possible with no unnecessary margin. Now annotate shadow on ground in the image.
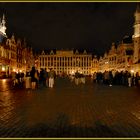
[1,113,140,138]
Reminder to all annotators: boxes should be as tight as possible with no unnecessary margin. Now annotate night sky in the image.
[0,2,137,56]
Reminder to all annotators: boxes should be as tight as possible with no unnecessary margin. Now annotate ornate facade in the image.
[99,38,134,73]
[0,14,6,37]
[1,4,140,77]
[91,55,99,73]
[98,5,140,74]
[0,14,34,77]
[38,50,92,75]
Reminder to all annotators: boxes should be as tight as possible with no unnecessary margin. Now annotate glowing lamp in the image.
[71,70,74,74]
[2,67,5,71]
[131,70,134,73]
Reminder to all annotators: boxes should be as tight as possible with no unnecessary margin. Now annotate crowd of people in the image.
[69,71,86,85]
[92,70,140,87]
[10,68,140,89]
[11,67,56,90]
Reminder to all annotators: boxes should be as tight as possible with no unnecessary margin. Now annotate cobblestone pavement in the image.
[0,77,140,138]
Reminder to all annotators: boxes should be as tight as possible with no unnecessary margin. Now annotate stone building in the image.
[38,49,92,75]
[0,14,34,77]
[132,4,140,73]
[91,55,99,73]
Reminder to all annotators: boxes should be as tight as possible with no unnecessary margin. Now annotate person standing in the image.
[127,72,132,87]
[39,68,44,87]
[30,67,36,89]
[75,71,79,85]
[44,68,49,87]
[135,72,140,87]
[109,71,113,86]
[48,68,55,88]
[11,72,16,87]
[25,72,31,89]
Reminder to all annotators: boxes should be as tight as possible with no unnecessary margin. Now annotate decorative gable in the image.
[75,49,79,54]
[83,49,87,54]
[50,50,54,55]
[41,50,45,55]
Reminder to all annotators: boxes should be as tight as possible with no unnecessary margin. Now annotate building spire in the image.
[0,14,6,36]
[2,14,6,26]
[0,18,1,26]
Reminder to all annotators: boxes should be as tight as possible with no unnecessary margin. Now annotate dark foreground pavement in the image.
[0,77,140,138]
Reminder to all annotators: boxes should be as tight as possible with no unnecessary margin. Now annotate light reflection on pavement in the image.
[0,77,140,137]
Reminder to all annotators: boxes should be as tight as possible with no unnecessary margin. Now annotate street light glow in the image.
[2,67,5,71]
[71,71,74,74]
[131,70,134,73]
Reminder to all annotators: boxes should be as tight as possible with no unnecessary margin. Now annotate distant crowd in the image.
[68,70,140,87]
[92,70,140,87]
[10,68,140,89]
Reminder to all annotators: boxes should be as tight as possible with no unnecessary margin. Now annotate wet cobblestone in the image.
[0,78,140,137]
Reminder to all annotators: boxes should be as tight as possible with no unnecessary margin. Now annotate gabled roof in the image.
[41,50,45,55]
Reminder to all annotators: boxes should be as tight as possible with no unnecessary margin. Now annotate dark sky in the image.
[0,2,137,56]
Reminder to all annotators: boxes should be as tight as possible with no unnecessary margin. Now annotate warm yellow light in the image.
[105,62,108,64]
[2,67,5,71]
[19,70,22,72]
[131,70,134,73]
[13,69,16,72]
[2,79,6,82]
[71,70,74,74]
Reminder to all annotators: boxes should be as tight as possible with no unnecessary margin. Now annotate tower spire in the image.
[0,14,6,36]
[2,14,6,26]
[0,18,1,27]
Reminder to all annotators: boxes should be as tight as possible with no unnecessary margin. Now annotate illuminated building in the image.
[91,55,99,73]
[0,14,34,77]
[99,52,109,72]
[0,14,6,39]
[116,37,133,72]
[99,37,134,73]
[108,43,117,71]
[38,49,92,75]
[25,47,34,72]
[6,35,18,74]
[16,38,34,73]
[98,5,140,74]
[0,14,8,77]
[132,4,140,73]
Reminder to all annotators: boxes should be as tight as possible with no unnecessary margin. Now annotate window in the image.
[126,50,133,55]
